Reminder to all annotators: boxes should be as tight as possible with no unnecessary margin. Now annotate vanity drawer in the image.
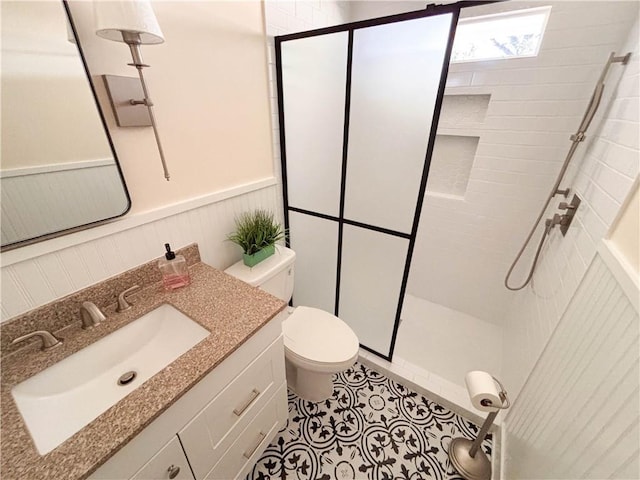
[204,383,288,480]
[131,436,194,480]
[178,336,285,479]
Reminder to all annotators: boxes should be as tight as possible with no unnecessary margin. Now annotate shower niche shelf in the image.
[425,93,489,198]
[426,135,479,197]
[439,94,490,129]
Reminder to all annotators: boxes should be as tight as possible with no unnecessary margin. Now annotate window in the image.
[452,6,551,63]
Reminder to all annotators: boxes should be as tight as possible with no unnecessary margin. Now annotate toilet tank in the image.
[224,246,296,302]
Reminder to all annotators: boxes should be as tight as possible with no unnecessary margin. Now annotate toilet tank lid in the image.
[224,245,295,286]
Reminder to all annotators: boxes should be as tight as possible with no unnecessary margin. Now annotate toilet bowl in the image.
[224,246,359,402]
[283,306,359,401]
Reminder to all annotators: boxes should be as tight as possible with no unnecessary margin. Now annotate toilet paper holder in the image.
[479,376,510,410]
[449,376,510,480]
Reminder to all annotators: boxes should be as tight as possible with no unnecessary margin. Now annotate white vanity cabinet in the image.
[131,437,193,480]
[90,313,287,480]
[178,334,287,479]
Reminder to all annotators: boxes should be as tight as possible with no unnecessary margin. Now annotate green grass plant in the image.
[227,209,286,255]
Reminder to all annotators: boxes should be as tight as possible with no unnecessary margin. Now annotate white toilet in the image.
[225,246,359,402]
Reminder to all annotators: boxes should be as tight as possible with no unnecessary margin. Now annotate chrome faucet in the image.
[11,331,62,351]
[80,301,106,329]
[116,285,141,313]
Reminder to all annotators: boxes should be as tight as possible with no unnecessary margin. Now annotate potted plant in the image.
[227,209,286,267]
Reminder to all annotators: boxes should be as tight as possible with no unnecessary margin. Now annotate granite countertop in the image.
[0,262,286,480]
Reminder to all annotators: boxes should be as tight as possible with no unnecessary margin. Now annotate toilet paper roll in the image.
[464,371,502,413]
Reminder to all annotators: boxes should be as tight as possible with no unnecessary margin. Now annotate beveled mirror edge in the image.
[0,0,132,253]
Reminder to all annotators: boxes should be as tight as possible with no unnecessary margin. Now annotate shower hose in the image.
[503,51,630,291]
[503,144,578,292]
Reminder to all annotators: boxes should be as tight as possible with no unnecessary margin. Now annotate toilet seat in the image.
[285,347,359,373]
[283,306,359,369]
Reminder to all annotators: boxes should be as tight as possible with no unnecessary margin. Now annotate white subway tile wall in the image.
[501,12,639,403]
[407,1,638,326]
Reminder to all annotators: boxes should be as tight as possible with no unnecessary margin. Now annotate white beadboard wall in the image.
[503,248,639,479]
[0,161,127,247]
[501,14,640,400]
[0,182,281,322]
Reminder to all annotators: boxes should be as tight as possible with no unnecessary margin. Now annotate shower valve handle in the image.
[558,202,576,211]
[545,214,563,228]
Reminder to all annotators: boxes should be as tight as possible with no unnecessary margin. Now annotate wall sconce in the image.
[94,0,170,181]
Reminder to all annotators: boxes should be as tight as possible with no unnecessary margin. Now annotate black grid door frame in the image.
[276,2,475,361]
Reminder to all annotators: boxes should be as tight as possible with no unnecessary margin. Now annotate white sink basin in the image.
[12,304,209,455]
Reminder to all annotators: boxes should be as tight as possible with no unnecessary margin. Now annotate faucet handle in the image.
[116,285,141,313]
[11,331,62,351]
[80,301,106,329]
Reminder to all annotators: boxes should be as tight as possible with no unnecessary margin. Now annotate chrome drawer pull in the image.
[167,464,180,479]
[243,431,266,459]
[233,388,260,416]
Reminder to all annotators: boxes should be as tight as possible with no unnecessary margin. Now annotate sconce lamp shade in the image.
[94,0,164,44]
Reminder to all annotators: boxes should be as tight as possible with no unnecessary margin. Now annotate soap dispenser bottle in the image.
[158,243,191,290]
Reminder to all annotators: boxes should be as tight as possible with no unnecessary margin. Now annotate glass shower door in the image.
[279,31,348,314]
[278,7,459,359]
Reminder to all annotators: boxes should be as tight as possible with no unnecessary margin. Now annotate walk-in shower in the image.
[276,4,461,360]
[275,0,638,400]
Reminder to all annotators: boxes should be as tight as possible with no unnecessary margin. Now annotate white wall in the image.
[502,14,640,400]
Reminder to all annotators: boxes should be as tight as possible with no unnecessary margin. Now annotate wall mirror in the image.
[0,0,130,251]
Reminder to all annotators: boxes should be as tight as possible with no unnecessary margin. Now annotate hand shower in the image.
[504,52,631,291]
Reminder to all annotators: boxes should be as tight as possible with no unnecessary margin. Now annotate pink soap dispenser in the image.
[158,243,191,290]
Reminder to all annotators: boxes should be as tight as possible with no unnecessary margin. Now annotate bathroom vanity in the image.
[91,311,287,480]
[0,248,287,480]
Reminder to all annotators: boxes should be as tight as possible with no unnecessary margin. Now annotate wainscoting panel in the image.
[503,252,639,479]
[1,183,281,322]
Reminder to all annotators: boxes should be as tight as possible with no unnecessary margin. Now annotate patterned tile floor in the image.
[248,362,492,480]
